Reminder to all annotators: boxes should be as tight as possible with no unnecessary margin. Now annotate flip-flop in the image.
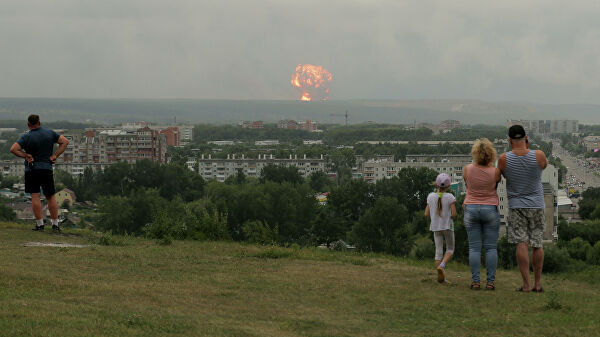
[516,287,531,292]
[532,287,544,293]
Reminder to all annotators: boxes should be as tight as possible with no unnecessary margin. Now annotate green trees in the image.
[578,187,600,220]
[259,164,303,185]
[0,196,17,221]
[349,197,413,255]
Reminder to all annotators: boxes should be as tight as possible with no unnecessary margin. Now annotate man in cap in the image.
[498,124,548,292]
[10,115,70,231]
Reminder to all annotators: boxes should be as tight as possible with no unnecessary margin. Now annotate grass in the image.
[1,221,599,336]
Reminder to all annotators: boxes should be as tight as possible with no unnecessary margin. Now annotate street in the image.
[552,141,600,190]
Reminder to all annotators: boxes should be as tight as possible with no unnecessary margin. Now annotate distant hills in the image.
[1,97,598,125]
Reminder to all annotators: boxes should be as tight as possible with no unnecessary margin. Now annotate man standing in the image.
[9,115,69,231]
[498,125,548,292]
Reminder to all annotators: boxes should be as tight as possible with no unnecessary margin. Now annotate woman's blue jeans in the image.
[464,204,500,283]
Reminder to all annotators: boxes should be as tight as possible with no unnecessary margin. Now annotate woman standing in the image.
[463,138,502,290]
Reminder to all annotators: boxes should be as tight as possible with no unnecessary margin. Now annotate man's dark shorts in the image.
[25,169,56,197]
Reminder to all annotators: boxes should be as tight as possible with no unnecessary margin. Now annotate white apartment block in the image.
[193,154,327,182]
[361,154,473,184]
[1,159,22,177]
[507,119,578,135]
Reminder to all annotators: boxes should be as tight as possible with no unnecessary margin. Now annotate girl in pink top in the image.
[463,138,502,290]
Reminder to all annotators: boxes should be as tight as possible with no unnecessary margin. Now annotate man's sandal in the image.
[470,282,480,290]
[485,282,495,290]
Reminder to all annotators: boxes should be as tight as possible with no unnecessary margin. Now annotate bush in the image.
[543,245,574,273]
[558,220,600,244]
[242,220,278,245]
[497,235,517,269]
[565,237,592,261]
[413,235,435,259]
[586,241,600,265]
[144,208,176,241]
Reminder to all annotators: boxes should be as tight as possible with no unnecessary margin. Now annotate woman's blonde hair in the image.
[471,138,497,166]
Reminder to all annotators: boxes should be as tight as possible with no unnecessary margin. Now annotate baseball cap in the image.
[508,125,526,139]
[436,173,451,188]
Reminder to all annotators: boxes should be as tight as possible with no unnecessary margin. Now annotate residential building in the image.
[298,120,318,132]
[55,127,168,175]
[440,120,460,130]
[507,120,578,135]
[121,122,194,145]
[583,136,600,151]
[160,127,180,146]
[278,120,298,129]
[242,121,264,129]
[1,159,22,177]
[360,154,472,184]
[55,188,77,207]
[208,140,236,146]
[195,154,326,182]
[255,140,279,146]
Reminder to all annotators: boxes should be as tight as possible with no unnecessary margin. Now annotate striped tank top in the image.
[504,150,545,209]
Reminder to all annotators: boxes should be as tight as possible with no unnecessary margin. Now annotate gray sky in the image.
[1,0,600,103]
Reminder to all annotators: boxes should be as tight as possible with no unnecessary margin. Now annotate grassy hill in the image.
[1,222,598,336]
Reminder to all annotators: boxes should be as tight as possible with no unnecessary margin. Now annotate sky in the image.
[1,0,600,104]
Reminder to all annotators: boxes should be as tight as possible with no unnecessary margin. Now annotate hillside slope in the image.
[1,222,598,337]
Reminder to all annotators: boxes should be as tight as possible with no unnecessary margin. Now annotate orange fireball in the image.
[291,64,332,101]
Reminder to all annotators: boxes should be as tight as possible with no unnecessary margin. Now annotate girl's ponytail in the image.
[437,188,443,217]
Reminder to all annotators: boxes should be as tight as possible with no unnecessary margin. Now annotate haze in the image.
[1,0,600,104]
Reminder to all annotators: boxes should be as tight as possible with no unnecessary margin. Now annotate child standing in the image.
[425,173,458,284]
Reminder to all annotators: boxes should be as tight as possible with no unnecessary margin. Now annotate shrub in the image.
[92,231,128,246]
[497,235,517,269]
[242,220,278,245]
[543,245,574,273]
[558,220,600,245]
[565,237,592,261]
[413,235,435,259]
[144,208,175,241]
[586,241,600,265]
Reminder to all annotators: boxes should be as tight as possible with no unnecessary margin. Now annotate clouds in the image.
[1,0,599,103]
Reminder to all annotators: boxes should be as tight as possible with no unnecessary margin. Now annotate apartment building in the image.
[583,136,600,151]
[191,154,327,182]
[55,127,168,175]
[242,121,264,129]
[507,119,578,134]
[278,120,298,129]
[440,120,461,130]
[1,159,22,177]
[360,154,472,184]
[122,122,194,145]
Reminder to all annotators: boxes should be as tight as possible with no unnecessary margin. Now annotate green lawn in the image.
[1,222,598,337]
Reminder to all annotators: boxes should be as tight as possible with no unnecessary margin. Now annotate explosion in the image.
[291,64,332,101]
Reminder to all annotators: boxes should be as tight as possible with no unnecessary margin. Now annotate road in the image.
[552,141,600,190]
